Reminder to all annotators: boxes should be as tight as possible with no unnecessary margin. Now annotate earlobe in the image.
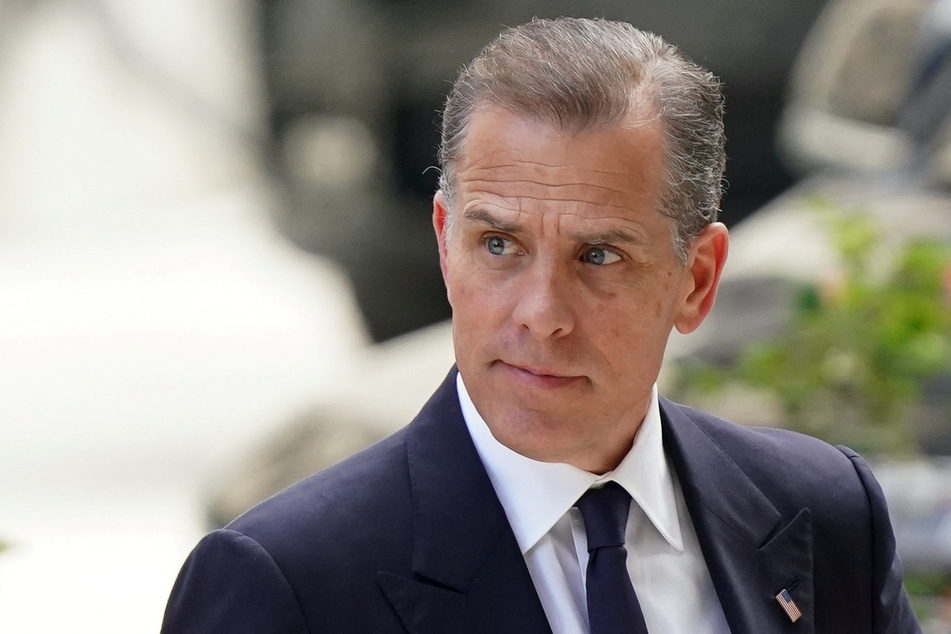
[674,222,729,334]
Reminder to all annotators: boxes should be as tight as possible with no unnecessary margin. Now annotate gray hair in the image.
[437,17,726,263]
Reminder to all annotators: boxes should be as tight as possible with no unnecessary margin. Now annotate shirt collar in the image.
[458,373,684,555]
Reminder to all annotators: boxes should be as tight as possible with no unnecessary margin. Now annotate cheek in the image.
[593,296,627,340]
[591,284,674,341]
[446,269,497,326]
[444,251,473,309]
[652,273,680,318]
[445,276,463,310]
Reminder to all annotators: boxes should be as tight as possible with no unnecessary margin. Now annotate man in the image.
[162,18,921,633]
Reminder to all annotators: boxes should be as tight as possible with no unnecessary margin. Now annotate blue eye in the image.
[485,236,517,255]
[582,247,621,265]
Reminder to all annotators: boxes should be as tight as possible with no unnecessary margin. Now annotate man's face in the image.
[434,105,726,473]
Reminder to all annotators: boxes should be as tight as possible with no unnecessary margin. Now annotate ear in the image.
[674,222,729,334]
[433,190,451,282]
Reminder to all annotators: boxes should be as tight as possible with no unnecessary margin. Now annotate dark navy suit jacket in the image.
[162,369,921,633]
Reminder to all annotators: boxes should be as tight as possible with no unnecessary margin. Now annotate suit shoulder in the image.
[667,399,851,463]
[226,427,413,561]
[165,396,454,632]
[662,399,870,509]
[214,371,462,587]
[162,529,309,633]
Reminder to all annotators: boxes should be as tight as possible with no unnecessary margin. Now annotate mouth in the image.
[493,360,584,388]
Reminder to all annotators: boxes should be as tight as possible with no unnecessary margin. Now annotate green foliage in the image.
[904,570,951,599]
[903,570,951,621]
[681,201,951,455]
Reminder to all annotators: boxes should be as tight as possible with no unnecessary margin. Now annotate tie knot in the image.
[575,481,631,551]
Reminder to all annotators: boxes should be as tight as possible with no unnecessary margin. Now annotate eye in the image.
[484,235,518,256]
[582,246,622,266]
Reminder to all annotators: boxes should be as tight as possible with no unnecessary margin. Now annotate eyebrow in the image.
[571,228,643,246]
[461,208,647,247]
[461,208,522,233]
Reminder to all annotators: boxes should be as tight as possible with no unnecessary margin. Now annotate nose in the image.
[511,259,575,339]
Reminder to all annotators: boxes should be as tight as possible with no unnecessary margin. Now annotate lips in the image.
[504,361,571,378]
[494,359,584,387]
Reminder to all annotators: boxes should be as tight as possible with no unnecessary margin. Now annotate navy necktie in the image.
[576,482,649,634]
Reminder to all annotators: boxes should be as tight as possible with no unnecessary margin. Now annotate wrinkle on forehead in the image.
[459,175,658,216]
[457,148,662,204]
[452,104,668,231]
[462,174,631,196]
[459,151,646,179]
[463,195,651,218]
[462,204,646,227]
[463,158,641,181]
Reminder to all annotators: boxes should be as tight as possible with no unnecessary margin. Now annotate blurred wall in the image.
[0,1,368,630]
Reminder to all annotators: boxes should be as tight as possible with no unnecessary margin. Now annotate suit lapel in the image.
[379,370,552,633]
[378,377,816,633]
[661,400,815,633]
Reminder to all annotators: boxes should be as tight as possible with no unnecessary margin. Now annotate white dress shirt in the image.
[457,374,730,634]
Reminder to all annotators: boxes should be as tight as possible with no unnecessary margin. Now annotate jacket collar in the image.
[378,369,552,633]
[661,398,815,633]
[379,372,816,633]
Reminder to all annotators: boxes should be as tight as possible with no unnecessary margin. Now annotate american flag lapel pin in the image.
[775,588,802,623]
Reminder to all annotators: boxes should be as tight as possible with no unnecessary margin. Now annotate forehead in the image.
[454,106,667,227]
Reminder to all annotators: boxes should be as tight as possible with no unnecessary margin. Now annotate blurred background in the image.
[0,0,949,631]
